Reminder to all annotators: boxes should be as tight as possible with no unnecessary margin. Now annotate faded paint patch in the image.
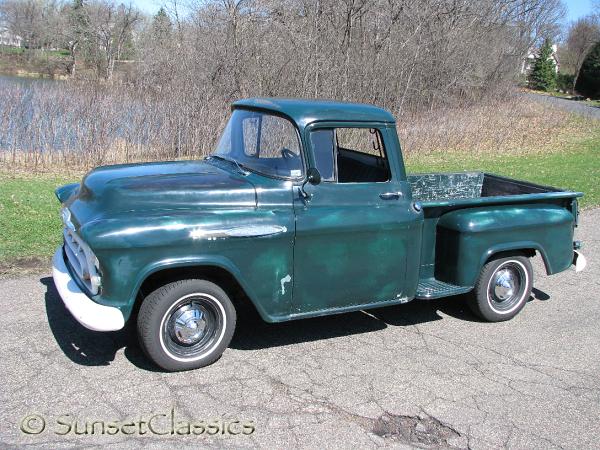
[280,274,292,295]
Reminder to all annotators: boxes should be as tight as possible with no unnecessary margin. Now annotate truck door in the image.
[292,124,422,314]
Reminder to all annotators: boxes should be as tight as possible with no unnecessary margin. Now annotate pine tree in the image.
[575,41,600,99]
[152,8,172,41]
[528,38,557,92]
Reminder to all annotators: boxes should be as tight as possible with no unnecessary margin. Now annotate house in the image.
[521,43,559,74]
[0,26,22,48]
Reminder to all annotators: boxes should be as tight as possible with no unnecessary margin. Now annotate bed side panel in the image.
[408,172,484,202]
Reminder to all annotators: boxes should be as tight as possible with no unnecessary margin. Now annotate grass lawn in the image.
[0,130,598,269]
[0,172,78,269]
[0,45,25,55]
[405,130,600,208]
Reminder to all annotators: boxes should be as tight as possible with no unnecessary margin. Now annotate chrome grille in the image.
[63,227,101,295]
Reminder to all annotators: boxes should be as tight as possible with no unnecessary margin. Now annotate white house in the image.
[0,26,22,48]
[521,43,559,74]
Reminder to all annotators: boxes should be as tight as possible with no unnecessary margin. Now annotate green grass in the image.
[46,49,71,57]
[0,131,598,267]
[405,132,600,208]
[0,173,77,264]
[0,45,25,55]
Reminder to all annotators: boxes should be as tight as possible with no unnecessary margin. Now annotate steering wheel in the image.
[281,148,298,159]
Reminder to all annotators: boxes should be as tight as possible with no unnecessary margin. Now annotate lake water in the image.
[0,74,161,154]
[0,73,62,87]
[0,74,67,152]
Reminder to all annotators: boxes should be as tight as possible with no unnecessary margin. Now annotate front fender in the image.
[80,211,295,324]
[55,183,80,203]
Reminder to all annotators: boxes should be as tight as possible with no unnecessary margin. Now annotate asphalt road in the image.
[525,92,600,119]
[1,209,598,449]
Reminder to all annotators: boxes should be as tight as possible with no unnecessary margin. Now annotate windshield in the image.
[213,109,303,178]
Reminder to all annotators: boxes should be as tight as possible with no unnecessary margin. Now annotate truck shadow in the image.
[42,276,551,369]
[230,295,476,350]
[41,277,158,371]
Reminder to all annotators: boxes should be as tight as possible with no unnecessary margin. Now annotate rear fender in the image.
[435,204,574,286]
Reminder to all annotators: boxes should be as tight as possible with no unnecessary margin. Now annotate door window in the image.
[309,127,391,183]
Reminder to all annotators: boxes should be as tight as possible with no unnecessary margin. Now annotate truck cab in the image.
[52,98,585,371]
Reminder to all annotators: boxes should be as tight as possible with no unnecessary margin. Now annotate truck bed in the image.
[409,172,582,300]
[407,172,578,206]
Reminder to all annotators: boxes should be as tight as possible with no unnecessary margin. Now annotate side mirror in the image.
[306,167,321,185]
[300,167,321,199]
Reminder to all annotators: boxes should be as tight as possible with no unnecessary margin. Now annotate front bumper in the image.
[52,247,125,332]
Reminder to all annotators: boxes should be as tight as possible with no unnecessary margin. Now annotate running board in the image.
[416,278,472,299]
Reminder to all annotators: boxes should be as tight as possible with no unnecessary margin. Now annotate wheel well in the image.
[486,248,548,272]
[133,265,256,319]
[488,249,535,260]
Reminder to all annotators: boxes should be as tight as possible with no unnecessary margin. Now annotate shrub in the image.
[575,41,600,99]
[556,72,575,93]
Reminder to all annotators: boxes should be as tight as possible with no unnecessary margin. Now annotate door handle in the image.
[379,192,402,200]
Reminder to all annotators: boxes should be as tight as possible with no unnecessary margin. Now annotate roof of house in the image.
[232,98,396,128]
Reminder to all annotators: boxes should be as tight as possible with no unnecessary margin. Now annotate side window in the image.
[336,128,391,183]
[242,117,259,156]
[309,129,335,182]
[259,115,300,158]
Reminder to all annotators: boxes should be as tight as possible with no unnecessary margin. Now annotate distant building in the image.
[0,26,22,48]
[521,43,559,74]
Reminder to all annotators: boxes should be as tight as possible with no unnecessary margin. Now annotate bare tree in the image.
[86,0,140,79]
[1,0,569,165]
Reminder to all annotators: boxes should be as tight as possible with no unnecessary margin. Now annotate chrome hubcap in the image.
[171,305,207,345]
[161,294,224,360]
[493,269,516,301]
[487,261,527,312]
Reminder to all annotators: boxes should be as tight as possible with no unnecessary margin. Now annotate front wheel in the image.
[467,254,533,322]
[137,279,236,371]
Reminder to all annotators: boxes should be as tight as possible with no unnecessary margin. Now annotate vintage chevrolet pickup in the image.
[52,98,586,371]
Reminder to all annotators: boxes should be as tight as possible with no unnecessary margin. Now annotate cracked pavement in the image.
[1,208,598,449]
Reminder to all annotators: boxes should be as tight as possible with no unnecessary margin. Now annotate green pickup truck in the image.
[52,98,586,371]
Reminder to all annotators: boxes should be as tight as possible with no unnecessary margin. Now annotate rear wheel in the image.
[468,254,533,322]
[137,279,236,371]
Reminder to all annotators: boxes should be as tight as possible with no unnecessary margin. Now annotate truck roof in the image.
[232,98,396,128]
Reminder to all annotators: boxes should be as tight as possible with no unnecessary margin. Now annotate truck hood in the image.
[62,160,256,226]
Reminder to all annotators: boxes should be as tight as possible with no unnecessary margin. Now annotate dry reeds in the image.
[0,81,592,172]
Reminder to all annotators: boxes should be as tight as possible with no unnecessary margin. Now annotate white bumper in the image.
[52,247,125,332]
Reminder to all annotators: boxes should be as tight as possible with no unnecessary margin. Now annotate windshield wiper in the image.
[206,155,249,176]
